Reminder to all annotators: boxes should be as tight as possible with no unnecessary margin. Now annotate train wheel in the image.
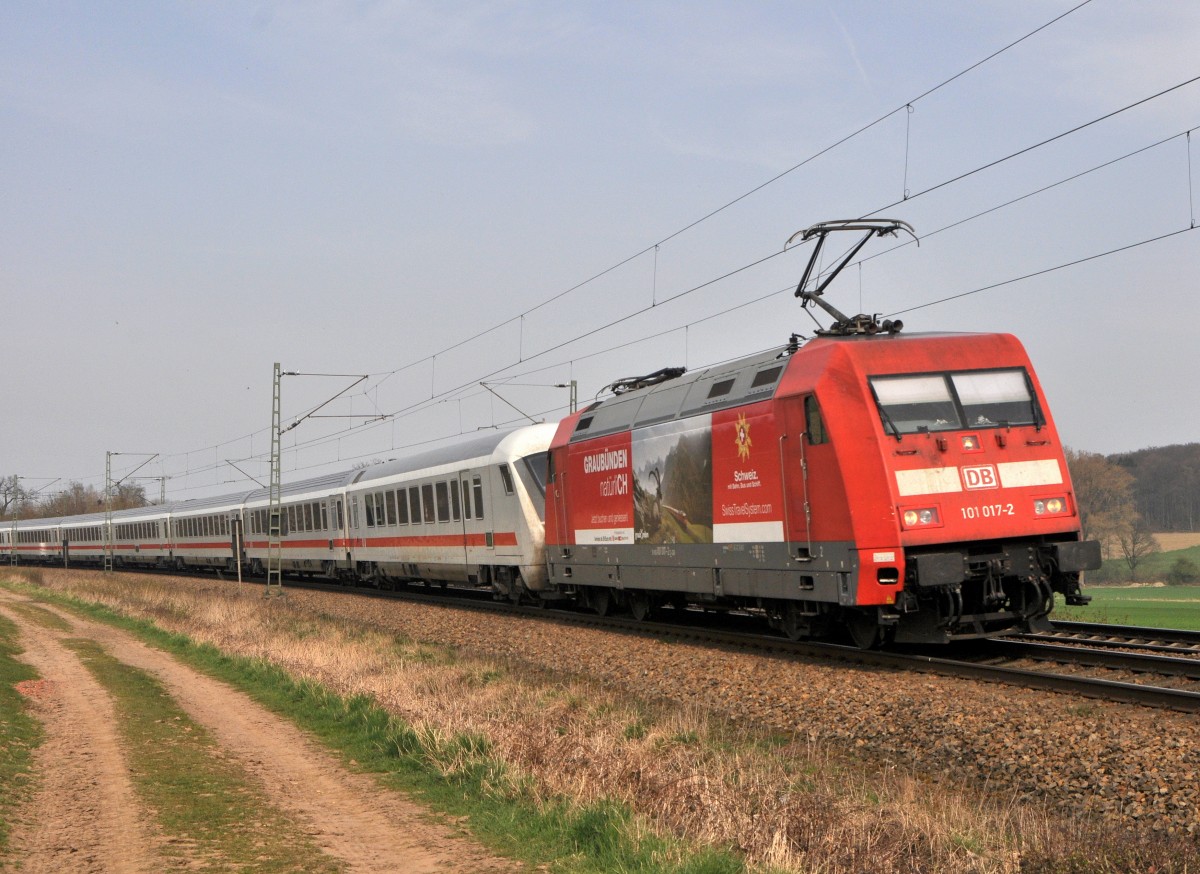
[777,604,807,641]
[590,588,611,617]
[847,610,881,650]
[629,592,654,622]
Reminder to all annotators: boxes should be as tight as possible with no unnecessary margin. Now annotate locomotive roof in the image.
[567,331,1021,442]
[571,346,788,441]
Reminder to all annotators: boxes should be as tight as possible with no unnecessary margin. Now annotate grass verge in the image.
[15,583,743,874]
[0,612,43,855]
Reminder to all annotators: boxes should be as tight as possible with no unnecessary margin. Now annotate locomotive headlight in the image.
[1034,497,1068,516]
[901,506,941,528]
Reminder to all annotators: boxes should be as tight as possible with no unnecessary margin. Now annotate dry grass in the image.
[1154,533,1200,552]
[10,569,1193,873]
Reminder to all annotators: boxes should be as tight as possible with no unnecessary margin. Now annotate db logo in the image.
[962,465,998,490]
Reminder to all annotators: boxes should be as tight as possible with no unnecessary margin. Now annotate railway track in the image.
[14,565,1200,713]
[266,576,1200,714]
[1021,619,1200,655]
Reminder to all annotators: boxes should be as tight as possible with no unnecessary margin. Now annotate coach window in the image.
[321,503,329,531]
[364,494,376,527]
[460,477,472,520]
[301,503,311,532]
[395,489,409,525]
[804,395,828,445]
[436,482,450,522]
[450,480,461,521]
[384,491,396,526]
[522,454,548,497]
[472,475,484,519]
[421,484,435,523]
[407,488,420,525]
[498,464,514,496]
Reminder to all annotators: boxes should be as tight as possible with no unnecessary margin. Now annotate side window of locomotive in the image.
[804,395,829,445]
[707,378,735,399]
[870,375,960,434]
[498,463,515,496]
[950,369,1038,428]
[750,365,783,392]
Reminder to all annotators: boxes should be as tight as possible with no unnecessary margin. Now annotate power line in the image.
[889,225,1198,317]
[361,1,1099,383]
[31,3,1172,496]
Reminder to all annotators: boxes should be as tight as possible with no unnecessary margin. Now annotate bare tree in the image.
[1065,448,1137,558]
[0,475,29,518]
[1116,516,1161,581]
[39,482,102,518]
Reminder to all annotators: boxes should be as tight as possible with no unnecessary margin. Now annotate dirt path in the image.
[1,596,161,873]
[0,590,521,873]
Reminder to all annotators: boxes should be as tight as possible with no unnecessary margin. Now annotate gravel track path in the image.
[0,587,522,873]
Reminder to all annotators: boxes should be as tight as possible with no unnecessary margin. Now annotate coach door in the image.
[453,474,470,572]
[230,516,244,564]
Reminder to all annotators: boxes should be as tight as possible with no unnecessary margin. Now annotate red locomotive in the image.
[544,220,1099,645]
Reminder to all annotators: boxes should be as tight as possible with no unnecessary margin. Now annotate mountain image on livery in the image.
[633,421,713,544]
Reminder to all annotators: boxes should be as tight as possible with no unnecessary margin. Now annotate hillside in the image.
[1109,442,1200,532]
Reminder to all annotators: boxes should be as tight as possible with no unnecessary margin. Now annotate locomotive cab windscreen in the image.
[869,368,1042,435]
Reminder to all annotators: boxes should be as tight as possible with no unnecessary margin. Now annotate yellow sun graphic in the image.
[735,413,752,461]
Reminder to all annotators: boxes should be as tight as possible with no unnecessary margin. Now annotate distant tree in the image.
[0,475,29,518]
[1065,448,1137,558]
[39,482,102,518]
[1115,517,1161,582]
[29,481,148,519]
[1113,443,1200,533]
[1167,557,1199,586]
[113,482,147,510]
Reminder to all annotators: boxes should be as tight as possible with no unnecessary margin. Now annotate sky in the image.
[2,0,1198,504]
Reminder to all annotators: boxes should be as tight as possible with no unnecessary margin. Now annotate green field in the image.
[1053,583,1200,631]
[1086,544,1200,585]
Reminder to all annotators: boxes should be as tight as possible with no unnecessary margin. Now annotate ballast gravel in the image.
[288,588,1199,837]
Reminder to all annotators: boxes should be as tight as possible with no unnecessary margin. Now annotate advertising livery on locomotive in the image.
[3,220,1101,646]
